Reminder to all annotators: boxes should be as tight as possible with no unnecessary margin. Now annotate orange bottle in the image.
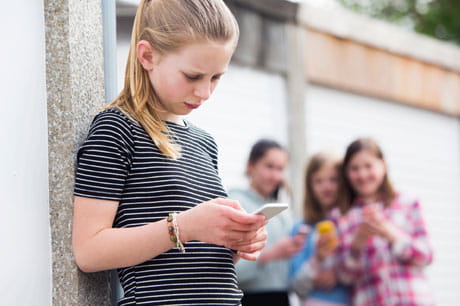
[315,220,338,249]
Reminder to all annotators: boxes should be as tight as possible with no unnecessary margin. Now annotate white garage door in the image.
[305,85,460,306]
[188,65,289,190]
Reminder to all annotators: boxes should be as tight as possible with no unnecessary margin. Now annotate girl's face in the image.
[311,163,339,210]
[248,148,288,200]
[144,40,235,124]
[346,150,386,200]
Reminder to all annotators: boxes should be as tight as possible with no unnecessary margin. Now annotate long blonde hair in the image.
[107,0,239,159]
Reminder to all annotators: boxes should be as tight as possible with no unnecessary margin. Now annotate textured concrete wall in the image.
[44,0,109,304]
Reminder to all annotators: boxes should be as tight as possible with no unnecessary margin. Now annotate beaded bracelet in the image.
[167,212,186,253]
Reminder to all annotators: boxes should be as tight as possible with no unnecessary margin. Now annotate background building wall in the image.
[0,1,51,305]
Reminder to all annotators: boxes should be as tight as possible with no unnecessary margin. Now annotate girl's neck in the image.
[322,205,332,214]
[319,204,336,219]
[358,193,380,204]
[250,184,271,202]
[161,113,184,126]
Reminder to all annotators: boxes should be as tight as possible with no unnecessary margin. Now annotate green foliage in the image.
[414,0,460,43]
[337,0,460,45]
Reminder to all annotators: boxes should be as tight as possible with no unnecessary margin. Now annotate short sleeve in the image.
[74,110,135,201]
[188,122,220,172]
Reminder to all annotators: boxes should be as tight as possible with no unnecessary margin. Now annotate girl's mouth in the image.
[185,102,200,109]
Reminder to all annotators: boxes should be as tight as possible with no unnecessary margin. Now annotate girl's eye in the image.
[184,74,201,81]
[212,75,221,81]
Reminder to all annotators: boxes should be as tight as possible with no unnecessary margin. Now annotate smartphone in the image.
[252,203,288,220]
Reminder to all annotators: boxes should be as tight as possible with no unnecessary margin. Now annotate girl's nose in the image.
[194,81,212,100]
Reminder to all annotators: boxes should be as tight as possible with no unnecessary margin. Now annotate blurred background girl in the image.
[229,139,306,306]
[290,152,350,306]
[335,138,434,306]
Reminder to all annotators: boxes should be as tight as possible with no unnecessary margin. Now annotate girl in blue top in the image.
[290,152,350,306]
[229,139,306,306]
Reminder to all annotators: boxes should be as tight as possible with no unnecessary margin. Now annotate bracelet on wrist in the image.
[167,212,186,253]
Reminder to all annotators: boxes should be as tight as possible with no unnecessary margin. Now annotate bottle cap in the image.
[316,220,335,234]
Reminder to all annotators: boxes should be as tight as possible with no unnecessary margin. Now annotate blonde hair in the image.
[107,0,239,159]
[302,152,341,224]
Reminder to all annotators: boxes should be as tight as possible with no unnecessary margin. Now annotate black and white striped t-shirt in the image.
[74,109,243,305]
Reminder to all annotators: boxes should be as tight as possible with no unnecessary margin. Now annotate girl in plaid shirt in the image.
[334,138,434,306]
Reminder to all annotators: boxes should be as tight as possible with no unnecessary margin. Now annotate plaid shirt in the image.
[335,193,435,306]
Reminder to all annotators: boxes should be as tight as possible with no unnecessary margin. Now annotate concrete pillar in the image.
[285,24,307,214]
[44,0,109,304]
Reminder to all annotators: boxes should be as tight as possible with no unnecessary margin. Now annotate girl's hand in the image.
[236,226,268,261]
[315,233,337,261]
[351,222,374,252]
[363,206,399,243]
[313,269,337,290]
[257,233,307,265]
[178,198,267,251]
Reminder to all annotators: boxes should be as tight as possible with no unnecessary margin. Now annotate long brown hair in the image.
[337,138,396,214]
[107,0,239,159]
[302,152,341,224]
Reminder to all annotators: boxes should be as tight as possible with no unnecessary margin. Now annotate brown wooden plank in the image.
[304,29,460,117]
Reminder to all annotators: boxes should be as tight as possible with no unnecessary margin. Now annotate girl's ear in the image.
[382,159,388,174]
[246,162,253,177]
[136,40,159,71]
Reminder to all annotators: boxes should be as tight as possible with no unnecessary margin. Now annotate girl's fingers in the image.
[233,240,266,254]
[236,250,261,261]
[213,198,243,211]
[228,228,267,248]
[225,231,258,245]
[228,210,267,227]
[212,198,267,228]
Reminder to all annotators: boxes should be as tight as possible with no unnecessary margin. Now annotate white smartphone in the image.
[252,203,289,220]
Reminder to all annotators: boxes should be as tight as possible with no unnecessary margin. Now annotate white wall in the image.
[305,85,460,306]
[0,2,51,305]
[188,65,288,190]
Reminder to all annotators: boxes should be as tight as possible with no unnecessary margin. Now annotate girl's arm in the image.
[291,232,337,297]
[388,200,433,267]
[337,246,365,285]
[72,196,173,272]
[257,235,305,265]
[72,196,267,272]
[291,254,320,298]
[235,229,302,283]
[365,200,433,267]
[336,223,370,285]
